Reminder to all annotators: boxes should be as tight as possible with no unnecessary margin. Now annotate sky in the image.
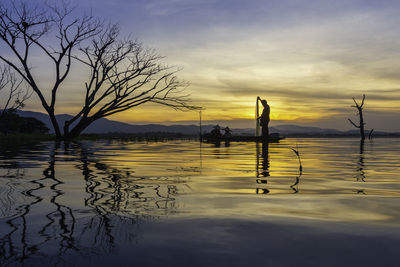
[1,0,400,131]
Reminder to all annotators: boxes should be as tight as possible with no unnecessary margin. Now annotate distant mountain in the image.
[16,110,399,136]
[16,110,211,135]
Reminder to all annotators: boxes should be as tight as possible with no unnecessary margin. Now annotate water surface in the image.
[0,138,399,266]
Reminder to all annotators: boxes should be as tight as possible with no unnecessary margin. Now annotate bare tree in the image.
[0,1,196,140]
[348,94,366,140]
[0,65,29,119]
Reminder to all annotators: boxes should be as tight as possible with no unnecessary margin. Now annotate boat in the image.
[201,96,285,143]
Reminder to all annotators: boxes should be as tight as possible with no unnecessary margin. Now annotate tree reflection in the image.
[354,139,366,195]
[0,141,182,266]
[0,141,47,169]
[356,139,366,182]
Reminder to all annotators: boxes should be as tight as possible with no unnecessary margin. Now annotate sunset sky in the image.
[1,0,400,131]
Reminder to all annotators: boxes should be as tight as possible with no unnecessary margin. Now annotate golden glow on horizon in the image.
[22,69,399,130]
[102,99,338,125]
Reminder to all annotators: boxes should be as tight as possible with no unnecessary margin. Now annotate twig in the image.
[368,128,374,140]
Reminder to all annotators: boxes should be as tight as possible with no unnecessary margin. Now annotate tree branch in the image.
[348,118,360,128]
[1,1,198,139]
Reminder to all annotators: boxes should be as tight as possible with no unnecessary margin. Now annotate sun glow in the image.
[5,0,400,132]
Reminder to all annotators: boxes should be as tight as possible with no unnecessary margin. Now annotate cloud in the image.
[3,0,400,130]
[217,81,400,101]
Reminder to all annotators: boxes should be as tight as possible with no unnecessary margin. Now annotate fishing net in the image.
[255,98,261,136]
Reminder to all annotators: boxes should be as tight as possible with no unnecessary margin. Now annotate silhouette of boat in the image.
[202,134,285,143]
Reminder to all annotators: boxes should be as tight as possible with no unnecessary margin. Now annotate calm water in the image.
[0,138,399,266]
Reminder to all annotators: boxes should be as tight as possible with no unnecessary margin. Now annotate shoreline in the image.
[1,133,400,142]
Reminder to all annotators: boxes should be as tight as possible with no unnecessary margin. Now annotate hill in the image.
[16,110,399,137]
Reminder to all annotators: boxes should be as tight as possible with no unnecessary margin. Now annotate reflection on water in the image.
[256,142,270,194]
[354,139,366,195]
[356,139,366,182]
[255,141,304,194]
[0,141,184,266]
[0,138,400,265]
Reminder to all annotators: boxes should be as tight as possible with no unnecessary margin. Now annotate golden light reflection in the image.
[91,138,400,225]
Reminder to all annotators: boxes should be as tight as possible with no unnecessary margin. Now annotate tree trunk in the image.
[47,110,62,139]
[359,108,365,140]
[63,124,70,139]
[64,117,95,140]
[63,120,72,139]
[348,95,366,141]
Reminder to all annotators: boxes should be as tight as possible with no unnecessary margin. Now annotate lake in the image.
[0,138,399,266]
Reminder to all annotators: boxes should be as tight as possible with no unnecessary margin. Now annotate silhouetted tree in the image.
[348,94,366,140]
[0,1,197,140]
[0,110,49,135]
[0,65,29,120]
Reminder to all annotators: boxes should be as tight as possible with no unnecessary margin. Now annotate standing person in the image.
[210,124,222,138]
[257,96,270,139]
[223,126,232,137]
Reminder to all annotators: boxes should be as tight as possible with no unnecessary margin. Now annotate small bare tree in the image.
[0,1,196,140]
[0,65,29,119]
[348,94,366,140]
